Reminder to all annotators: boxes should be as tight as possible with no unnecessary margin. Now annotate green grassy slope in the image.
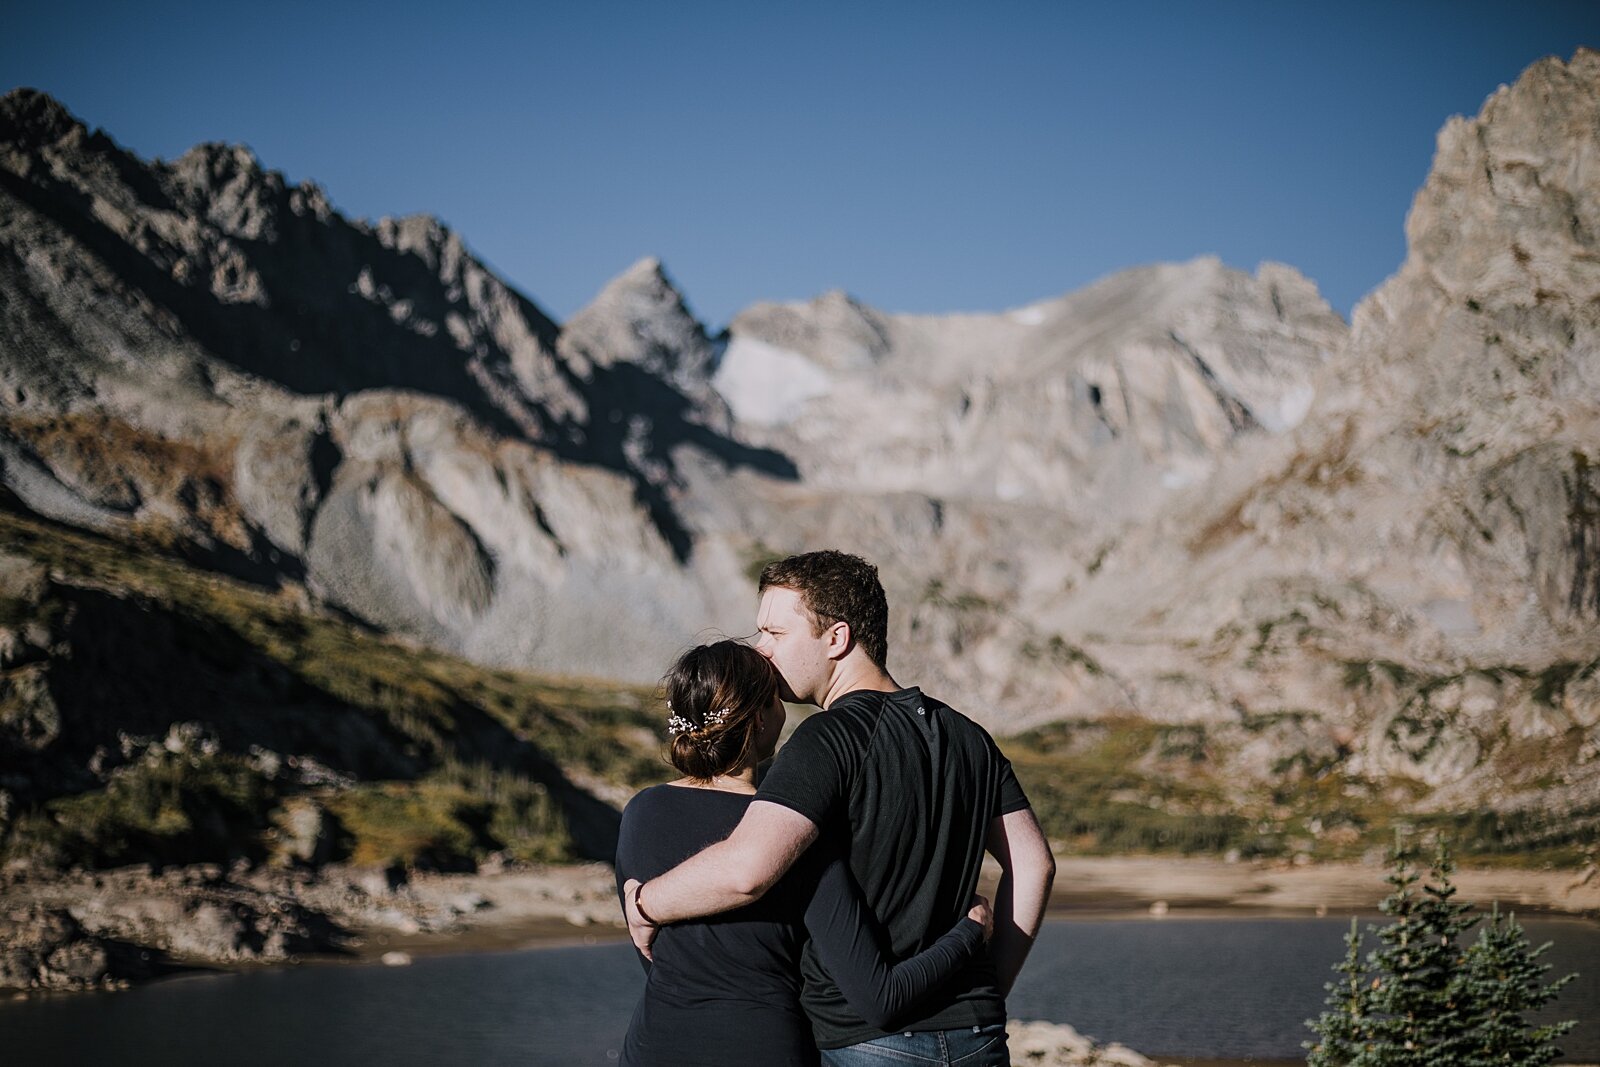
[0,506,667,873]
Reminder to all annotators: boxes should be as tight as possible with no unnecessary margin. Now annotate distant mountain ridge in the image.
[719,255,1344,519]
[2,51,1598,846]
[0,83,1333,692]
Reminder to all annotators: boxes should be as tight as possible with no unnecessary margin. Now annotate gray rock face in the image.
[718,256,1344,518]
[1013,50,1600,818]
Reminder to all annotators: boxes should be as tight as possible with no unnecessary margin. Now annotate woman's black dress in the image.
[615,784,983,1067]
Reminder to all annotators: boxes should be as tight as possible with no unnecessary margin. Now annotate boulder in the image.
[1006,1020,1167,1067]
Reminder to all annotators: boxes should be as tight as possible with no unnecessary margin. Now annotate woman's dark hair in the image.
[662,640,779,781]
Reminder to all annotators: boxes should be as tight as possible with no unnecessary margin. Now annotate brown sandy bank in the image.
[355,853,1600,963]
[1034,855,1600,919]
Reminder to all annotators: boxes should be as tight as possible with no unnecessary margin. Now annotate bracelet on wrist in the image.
[633,882,661,928]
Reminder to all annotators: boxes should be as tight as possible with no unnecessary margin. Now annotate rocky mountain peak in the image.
[589,255,682,311]
[558,257,717,391]
[1400,47,1599,303]
[0,88,86,150]
[373,213,462,274]
[172,140,268,184]
[2,52,1594,769]
[727,287,892,374]
[1331,46,1600,459]
[616,254,669,285]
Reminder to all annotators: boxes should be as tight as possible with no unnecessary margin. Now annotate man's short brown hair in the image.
[759,550,889,670]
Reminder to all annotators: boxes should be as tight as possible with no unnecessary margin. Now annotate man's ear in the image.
[825,620,853,661]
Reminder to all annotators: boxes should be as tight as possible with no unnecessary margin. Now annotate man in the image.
[624,550,1055,1066]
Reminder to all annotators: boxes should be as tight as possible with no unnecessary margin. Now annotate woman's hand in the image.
[966,894,994,942]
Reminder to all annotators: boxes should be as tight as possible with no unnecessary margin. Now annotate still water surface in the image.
[2,916,1595,1065]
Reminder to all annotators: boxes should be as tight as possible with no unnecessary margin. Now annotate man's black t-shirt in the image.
[755,686,1031,1049]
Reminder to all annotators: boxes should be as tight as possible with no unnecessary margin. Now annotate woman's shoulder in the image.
[617,785,754,872]
[622,782,753,817]
[621,782,676,817]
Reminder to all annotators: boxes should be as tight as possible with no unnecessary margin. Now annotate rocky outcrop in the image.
[0,866,348,995]
[0,906,162,992]
[1007,1020,1171,1067]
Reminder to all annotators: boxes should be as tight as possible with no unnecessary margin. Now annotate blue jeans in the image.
[819,1023,1009,1066]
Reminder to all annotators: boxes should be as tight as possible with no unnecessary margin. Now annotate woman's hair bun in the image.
[660,640,779,781]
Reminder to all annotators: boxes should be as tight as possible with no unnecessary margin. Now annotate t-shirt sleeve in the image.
[800,848,984,1031]
[991,740,1031,818]
[754,714,853,827]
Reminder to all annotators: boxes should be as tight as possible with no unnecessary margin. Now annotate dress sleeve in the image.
[614,792,652,976]
[800,850,984,1031]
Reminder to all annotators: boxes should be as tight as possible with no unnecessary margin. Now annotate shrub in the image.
[32,749,277,868]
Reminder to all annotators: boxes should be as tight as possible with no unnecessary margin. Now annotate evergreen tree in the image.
[1302,839,1577,1066]
[1360,843,1479,1066]
[1461,903,1576,1067]
[1306,917,1372,1067]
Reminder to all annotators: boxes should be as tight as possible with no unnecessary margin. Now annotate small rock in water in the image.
[380,951,412,967]
[1147,900,1169,917]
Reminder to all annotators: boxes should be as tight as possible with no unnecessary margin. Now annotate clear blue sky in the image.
[4,2,1595,327]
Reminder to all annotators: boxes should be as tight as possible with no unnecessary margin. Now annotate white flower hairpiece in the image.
[666,704,734,736]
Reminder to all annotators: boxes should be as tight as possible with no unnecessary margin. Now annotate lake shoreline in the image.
[337,852,1600,965]
[4,853,1596,996]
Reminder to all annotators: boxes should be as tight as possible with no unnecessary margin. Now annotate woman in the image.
[615,640,992,1067]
